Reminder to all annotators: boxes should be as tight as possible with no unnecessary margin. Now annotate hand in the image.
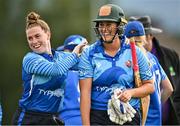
[119,90,132,103]
[72,39,88,56]
[107,89,136,125]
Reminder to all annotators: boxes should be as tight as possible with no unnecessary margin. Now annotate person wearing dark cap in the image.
[57,35,88,125]
[129,15,180,125]
[78,4,155,125]
[124,20,173,125]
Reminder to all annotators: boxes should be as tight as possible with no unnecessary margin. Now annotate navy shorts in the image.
[12,107,64,125]
[90,109,140,125]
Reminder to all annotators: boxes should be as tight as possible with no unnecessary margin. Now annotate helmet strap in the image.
[103,32,118,44]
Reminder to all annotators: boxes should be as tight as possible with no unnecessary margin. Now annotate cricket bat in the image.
[130,37,150,126]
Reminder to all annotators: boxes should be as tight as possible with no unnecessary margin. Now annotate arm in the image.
[79,78,92,125]
[23,52,79,76]
[161,77,173,103]
[23,41,88,76]
[154,55,174,103]
[134,79,154,97]
[78,45,94,125]
[120,79,154,102]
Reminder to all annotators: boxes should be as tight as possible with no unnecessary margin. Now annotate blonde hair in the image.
[131,36,152,67]
[26,11,50,33]
[132,36,147,54]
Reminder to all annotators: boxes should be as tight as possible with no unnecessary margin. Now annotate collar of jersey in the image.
[38,49,56,61]
[94,36,128,57]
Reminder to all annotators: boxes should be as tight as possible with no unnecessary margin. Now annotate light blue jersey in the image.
[59,70,82,125]
[0,104,2,125]
[145,52,166,125]
[19,50,79,113]
[78,36,153,111]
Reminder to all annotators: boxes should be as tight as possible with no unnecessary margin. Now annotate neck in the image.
[46,40,52,55]
[103,36,121,57]
[145,36,153,51]
[145,41,153,52]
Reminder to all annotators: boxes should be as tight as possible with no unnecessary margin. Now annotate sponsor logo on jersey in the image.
[38,88,64,98]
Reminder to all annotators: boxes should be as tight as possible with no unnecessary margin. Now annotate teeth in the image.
[33,44,41,49]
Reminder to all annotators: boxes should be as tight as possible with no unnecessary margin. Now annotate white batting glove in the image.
[107,88,137,124]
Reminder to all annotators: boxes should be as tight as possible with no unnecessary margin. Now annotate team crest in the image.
[125,60,131,67]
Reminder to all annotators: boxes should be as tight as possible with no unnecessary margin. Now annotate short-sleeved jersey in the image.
[78,36,153,110]
[19,50,78,113]
[146,52,167,125]
[59,70,82,125]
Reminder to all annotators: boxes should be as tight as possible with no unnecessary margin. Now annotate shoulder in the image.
[89,41,100,50]
[147,52,160,65]
[160,46,179,64]
[23,52,46,64]
[81,41,100,56]
[153,37,179,57]
[161,45,179,57]
[147,52,157,60]
[23,52,41,60]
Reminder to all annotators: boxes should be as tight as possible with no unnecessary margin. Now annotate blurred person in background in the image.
[0,103,2,125]
[57,35,88,125]
[78,4,155,125]
[11,12,87,125]
[129,15,180,125]
[124,20,173,125]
